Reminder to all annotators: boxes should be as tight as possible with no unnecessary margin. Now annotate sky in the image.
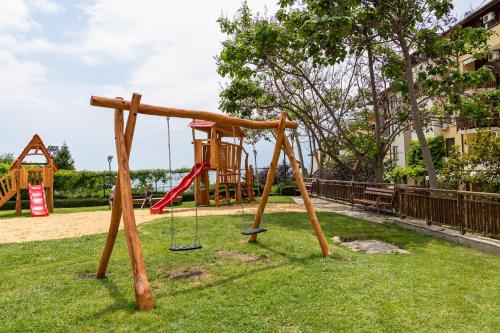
[0,0,481,172]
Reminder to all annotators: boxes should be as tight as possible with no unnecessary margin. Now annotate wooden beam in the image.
[248,112,288,242]
[282,135,331,256]
[90,95,299,130]
[97,94,141,278]
[15,170,21,216]
[114,107,153,310]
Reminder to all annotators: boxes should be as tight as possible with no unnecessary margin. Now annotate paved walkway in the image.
[294,196,500,256]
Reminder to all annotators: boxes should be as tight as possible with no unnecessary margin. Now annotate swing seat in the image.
[169,244,203,252]
[241,227,267,235]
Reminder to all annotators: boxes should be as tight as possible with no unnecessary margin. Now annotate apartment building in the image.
[388,0,500,171]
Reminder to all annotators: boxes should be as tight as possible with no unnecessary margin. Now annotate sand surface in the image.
[0,203,305,244]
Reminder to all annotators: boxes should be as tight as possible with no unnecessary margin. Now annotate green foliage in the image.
[49,142,75,170]
[389,165,427,184]
[439,132,500,192]
[389,137,445,183]
[0,198,110,211]
[279,185,298,196]
[407,136,446,170]
[0,163,9,177]
[0,152,14,165]
[53,168,190,198]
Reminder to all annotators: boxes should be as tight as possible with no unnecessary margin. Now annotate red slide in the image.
[151,162,209,214]
[29,183,49,217]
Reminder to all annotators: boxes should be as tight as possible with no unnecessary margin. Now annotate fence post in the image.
[425,191,431,226]
[316,178,319,196]
[458,192,465,235]
[399,187,406,219]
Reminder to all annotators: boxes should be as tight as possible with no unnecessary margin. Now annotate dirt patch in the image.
[167,266,209,280]
[215,250,268,262]
[332,236,409,254]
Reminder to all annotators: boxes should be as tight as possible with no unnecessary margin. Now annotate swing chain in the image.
[192,121,201,245]
[166,116,176,247]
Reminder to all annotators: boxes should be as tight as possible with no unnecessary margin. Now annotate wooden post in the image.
[97,94,140,278]
[249,112,288,242]
[15,169,22,216]
[458,192,465,235]
[47,169,54,213]
[114,108,153,310]
[283,135,331,256]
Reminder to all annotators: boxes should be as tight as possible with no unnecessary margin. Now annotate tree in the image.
[49,142,75,170]
[439,132,500,193]
[0,153,14,165]
[217,2,406,181]
[367,0,492,188]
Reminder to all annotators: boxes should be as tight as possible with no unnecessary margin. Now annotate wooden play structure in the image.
[90,93,330,310]
[188,119,254,206]
[0,134,57,216]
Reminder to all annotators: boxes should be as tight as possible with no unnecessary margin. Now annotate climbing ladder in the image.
[0,171,17,209]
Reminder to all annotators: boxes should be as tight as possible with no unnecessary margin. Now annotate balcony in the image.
[456,116,500,131]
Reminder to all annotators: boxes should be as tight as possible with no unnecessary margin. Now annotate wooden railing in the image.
[0,171,17,208]
[306,178,500,237]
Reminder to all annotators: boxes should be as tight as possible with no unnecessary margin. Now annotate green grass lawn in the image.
[0,195,293,220]
[1,211,499,332]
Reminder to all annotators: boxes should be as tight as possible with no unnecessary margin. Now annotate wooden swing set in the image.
[90,93,331,310]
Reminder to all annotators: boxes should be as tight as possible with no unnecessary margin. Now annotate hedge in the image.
[279,186,299,196]
[0,198,110,210]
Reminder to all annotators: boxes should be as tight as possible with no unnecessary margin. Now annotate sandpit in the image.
[0,203,305,244]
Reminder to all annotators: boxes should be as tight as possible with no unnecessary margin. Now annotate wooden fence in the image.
[306,178,500,237]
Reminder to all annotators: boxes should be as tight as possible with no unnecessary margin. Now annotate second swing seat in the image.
[241,227,267,235]
[169,244,203,252]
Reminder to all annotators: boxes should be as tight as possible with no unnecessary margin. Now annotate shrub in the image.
[0,198,109,210]
[279,185,298,196]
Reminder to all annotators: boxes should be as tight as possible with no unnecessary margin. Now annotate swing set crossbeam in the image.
[90,96,299,130]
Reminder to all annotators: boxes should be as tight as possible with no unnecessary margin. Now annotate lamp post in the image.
[107,155,113,172]
[105,156,113,197]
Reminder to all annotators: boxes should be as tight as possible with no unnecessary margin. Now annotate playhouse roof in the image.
[188,119,244,137]
[10,134,58,171]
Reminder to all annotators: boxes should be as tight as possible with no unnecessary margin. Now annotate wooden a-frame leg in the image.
[249,112,287,242]
[97,94,140,278]
[283,135,331,256]
[114,108,153,310]
[96,94,141,278]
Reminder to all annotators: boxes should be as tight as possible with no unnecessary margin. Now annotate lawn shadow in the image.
[76,278,135,321]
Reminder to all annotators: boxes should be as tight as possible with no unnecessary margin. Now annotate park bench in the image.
[351,187,396,214]
[131,196,182,207]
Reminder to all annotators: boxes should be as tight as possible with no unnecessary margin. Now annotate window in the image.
[391,145,399,161]
[445,138,455,156]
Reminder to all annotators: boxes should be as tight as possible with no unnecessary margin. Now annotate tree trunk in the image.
[294,133,307,177]
[313,138,321,176]
[318,150,324,178]
[307,130,314,176]
[367,42,385,183]
[398,34,439,188]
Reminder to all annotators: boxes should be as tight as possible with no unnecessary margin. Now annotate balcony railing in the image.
[456,116,500,131]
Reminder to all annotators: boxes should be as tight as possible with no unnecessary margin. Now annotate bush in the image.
[279,185,298,196]
[0,198,109,210]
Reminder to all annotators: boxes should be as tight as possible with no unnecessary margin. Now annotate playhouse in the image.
[0,134,56,217]
[188,119,254,206]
